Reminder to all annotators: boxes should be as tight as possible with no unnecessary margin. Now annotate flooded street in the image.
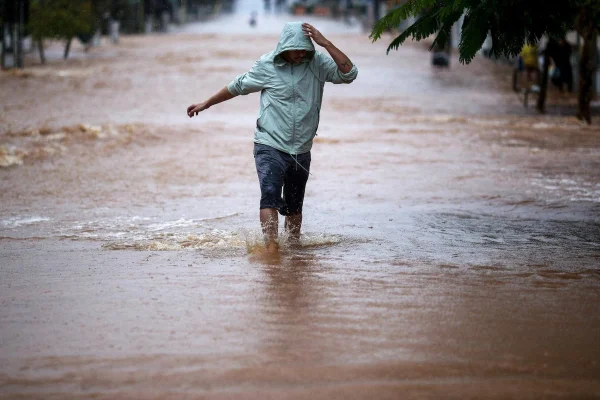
[1,5,600,399]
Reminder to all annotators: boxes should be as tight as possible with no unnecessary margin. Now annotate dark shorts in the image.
[253,143,311,216]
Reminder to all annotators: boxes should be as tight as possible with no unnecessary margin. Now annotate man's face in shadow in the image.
[283,50,307,65]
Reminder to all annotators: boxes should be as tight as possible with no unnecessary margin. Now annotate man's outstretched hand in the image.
[302,23,330,48]
[187,102,208,118]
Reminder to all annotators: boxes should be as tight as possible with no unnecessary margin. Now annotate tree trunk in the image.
[37,39,46,64]
[576,6,598,124]
[537,50,551,113]
[578,33,597,123]
[63,37,72,60]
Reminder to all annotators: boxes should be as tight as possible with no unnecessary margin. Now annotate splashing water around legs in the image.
[259,208,304,250]
[259,208,280,254]
[284,212,302,247]
[256,208,305,262]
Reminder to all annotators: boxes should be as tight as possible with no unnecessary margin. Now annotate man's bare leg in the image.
[260,208,279,253]
[285,213,302,245]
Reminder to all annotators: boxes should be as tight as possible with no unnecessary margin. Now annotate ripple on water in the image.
[530,175,600,203]
[403,211,600,268]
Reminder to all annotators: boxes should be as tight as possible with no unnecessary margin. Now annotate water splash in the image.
[0,145,27,167]
[101,227,342,254]
[1,216,51,228]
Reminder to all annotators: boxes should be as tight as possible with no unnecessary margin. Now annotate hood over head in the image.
[274,22,315,64]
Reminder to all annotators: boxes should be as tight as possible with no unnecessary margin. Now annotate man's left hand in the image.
[302,23,330,48]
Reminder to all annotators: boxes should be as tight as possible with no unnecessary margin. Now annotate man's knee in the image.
[262,183,279,198]
[260,184,282,208]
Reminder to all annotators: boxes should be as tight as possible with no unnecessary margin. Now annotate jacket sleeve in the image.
[227,60,268,96]
[313,51,358,84]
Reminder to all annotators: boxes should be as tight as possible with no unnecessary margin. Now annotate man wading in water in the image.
[187,22,357,253]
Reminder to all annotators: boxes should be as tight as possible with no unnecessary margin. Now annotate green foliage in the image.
[110,0,129,20]
[576,0,600,34]
[29,0,94,41]
[371,0,584,64]
[90,0,112,28]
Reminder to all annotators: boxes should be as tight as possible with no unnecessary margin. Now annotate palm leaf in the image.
[384,9,441,53]
[458,6,489,63]
[370,0,437,42]
[372,0,586,65]
[429,7,463,51]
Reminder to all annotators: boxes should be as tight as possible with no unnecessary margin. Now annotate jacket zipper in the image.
[291,64,296,155]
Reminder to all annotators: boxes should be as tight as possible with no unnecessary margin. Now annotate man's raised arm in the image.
[303,23,353,73]
[322,41,353,74]
[302,23,357,83]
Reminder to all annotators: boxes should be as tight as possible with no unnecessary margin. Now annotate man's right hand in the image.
[187,102,209,118]
[187,87,237,118]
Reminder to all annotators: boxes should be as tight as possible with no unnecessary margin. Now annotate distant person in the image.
[249,11,257,27]
[520,43,540,92]
[431,40,450,68]
[547,38,573,92]
[186,22,358,254]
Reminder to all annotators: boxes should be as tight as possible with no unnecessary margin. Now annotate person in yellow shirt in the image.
[520,44,540,91]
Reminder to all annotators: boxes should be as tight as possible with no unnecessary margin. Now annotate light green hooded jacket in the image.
[227,22,358,155]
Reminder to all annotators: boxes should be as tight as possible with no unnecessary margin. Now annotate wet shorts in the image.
[253,143,311,216]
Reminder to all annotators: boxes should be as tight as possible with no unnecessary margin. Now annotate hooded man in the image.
[187,22,358,253]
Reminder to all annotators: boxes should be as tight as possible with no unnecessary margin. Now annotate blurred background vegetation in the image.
[1,0,598,121]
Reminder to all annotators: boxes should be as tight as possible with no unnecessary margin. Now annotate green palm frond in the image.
[385,9,441,53]
[457,6,489,63]
[370,0,437,42]
[429,7,463,51]
[370,0,588,65]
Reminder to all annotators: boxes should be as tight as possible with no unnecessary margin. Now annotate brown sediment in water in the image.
[0,123,159,167]
[1,12,599,400]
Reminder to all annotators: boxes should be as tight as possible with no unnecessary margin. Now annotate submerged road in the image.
[1,4,600,399]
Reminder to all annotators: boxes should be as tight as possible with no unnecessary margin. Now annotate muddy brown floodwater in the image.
[1,8,600,400]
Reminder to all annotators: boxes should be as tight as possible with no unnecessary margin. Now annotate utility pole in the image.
[373,0,380,21]
[179,0,187,24]
[17,0,25,67]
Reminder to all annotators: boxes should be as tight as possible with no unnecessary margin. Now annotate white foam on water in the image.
[470,118,508,127]
[102,229,246,251]
[1,216,51,228]
[61,213,241,242]
[299,232,343,247]
[144,213,239,233]
[182,230,247,249]
[102,229,343,252]
[0,145,27,167]
[531,176,600,203]
[569,191,600,203]
[146,218,202,232]
[198,212,239,222]
[56,212,344,252]
[399,115,469,125]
